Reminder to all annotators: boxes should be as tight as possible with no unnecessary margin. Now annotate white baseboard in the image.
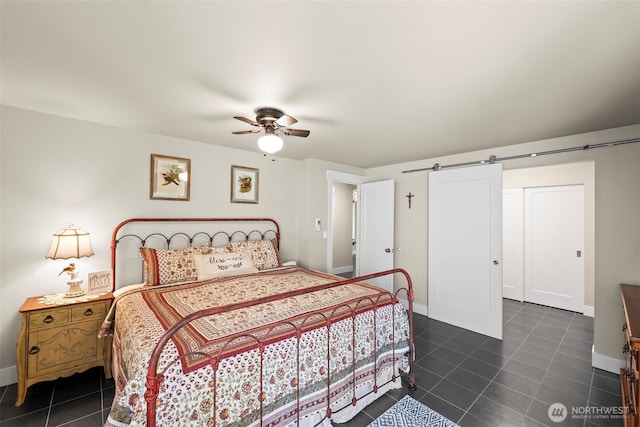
[0,365,17,387]
[400,300,428,317]
[332,266,354,275]
[582,305,594,317]
[591,345,624,374]
[413,302,428,316]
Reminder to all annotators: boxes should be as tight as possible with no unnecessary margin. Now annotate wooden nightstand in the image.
[15,292,113,407]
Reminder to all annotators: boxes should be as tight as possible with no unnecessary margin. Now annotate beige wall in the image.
[1,105,638,383]
[296,159,364,271]
[0,106,303,382]
[366,124,640,364]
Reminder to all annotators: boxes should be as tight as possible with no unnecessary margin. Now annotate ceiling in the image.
[2,1,639,168]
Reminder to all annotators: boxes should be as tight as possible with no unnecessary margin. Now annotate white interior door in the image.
[357,180,394,293]
[524,185,584,312]
[503,188,524,301]
[428,164,503,339]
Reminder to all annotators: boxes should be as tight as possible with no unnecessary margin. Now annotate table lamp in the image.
[46,225,94,297]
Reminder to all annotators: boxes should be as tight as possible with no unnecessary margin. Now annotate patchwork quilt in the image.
[102,268,410,427]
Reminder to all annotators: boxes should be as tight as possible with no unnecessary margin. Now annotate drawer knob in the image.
[28,346,40,355]
[83,308,93,317]
[43,315,54,324]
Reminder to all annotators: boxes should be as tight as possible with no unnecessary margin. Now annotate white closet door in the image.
[503,188,524,301]
[524,185,584,312]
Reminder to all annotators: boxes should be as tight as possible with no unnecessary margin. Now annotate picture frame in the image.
[86,269,112,295]
[150,154,191,201]
[230,165,259,204]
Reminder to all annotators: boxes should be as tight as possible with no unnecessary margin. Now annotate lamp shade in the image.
[46,225,94,260]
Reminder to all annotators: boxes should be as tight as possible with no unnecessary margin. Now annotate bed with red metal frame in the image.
[103,218,415,427]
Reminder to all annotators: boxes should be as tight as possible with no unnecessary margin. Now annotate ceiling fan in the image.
[232,107,310,154]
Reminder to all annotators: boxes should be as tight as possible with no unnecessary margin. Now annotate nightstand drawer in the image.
[71,301,107,322]
[28,308,69,330]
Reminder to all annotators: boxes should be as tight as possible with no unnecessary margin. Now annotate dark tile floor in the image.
[0,299,623,427]
[0,368,113,427]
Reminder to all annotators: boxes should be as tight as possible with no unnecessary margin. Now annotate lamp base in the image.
[65,279,85,298]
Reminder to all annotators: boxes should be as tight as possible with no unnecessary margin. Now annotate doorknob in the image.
[493,260,499,265]
[385,248,394,253]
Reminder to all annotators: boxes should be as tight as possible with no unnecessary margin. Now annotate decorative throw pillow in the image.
[192,252,258,280]
[225,240,281,270]
[140,243,212,286]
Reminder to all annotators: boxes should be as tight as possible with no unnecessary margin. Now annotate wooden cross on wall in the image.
[406,192,415,209]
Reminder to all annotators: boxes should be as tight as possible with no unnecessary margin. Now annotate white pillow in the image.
[192,252,258,280]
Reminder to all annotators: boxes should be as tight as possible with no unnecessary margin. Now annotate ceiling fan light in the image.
[258,134,283,154]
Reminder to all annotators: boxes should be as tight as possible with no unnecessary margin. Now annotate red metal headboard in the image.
[110,217,281,291]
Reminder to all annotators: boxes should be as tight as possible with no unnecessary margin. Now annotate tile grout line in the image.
[100,373,105,415]
[45,383,55,427]
[584,368,596,427]
[55,410,105,427]
[520,310,583,427]
[419,302,541,424]
[457,302,552,425]
[410,322,490,417]
[0,310,607,427]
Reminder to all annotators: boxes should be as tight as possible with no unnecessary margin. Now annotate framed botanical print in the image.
[230,165,259,204]
[150,154,191,201]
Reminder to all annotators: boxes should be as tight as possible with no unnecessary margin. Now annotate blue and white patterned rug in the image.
[368,395,460,427]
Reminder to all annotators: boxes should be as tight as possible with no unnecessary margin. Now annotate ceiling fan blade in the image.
[232,130,261,135]
[233,116,260,127]
[282,128,310,137]
[276,114,297,127]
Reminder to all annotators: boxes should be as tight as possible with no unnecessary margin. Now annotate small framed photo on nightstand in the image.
[87,270,112,295]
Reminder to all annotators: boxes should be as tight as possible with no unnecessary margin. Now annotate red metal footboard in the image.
[144,268,415,427]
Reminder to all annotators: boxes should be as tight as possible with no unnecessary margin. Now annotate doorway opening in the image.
[502,162,594,316]
[332,183,357,278]
[326,171,366,276]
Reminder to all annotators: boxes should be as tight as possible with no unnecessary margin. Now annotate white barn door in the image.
[428,164,503,339]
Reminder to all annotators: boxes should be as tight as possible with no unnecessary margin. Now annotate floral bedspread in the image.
[104,267,410,427]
